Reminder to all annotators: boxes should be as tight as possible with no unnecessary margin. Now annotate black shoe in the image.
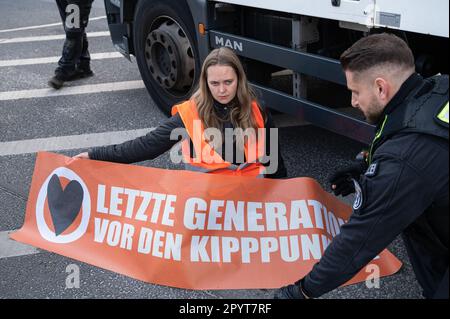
[48,74,65,89]
[75,65,94,78]
[48,69,75,89]
[48,67,93,89]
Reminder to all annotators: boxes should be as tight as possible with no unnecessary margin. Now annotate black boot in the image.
[48,68,80,89]
[48,74,65,89]
[49,31,82,89]
[75,63,94,78]
[48,65,94,89]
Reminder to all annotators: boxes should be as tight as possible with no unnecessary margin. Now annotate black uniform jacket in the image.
[302,74,449,298]
[89,101,287,179]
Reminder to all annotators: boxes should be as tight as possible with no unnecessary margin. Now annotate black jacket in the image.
[89,102,287,178]
[302,74,449,299]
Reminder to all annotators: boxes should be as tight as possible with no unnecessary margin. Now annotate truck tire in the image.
[133,0,199,115]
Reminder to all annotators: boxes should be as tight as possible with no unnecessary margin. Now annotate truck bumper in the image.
[104,0,134,60]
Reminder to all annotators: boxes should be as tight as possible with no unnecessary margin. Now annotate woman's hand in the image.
[73,152,90,159]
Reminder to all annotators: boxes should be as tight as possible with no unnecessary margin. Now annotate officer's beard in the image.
[363,96,385,125]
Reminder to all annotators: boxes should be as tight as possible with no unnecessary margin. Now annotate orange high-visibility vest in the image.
[171,99,266,177]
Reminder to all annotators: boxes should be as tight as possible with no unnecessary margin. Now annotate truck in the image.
[103,0,449,144]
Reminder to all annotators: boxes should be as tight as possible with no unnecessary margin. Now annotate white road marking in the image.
[0,128,155,156]
[0,118,306,156]
[0,31,110,44]
[0,80,145,101]
[0,230,39,259]
[0,52,123,67]
[0,16,106,33]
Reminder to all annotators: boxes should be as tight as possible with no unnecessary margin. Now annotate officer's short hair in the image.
[340,33,415,73]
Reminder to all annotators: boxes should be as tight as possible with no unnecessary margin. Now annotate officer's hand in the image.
[273,281,307,299]
[329,161,366,196]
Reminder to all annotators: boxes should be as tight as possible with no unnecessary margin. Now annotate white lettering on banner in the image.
[94,218,134,250]
[94,217,109,242]
[183,198,346,236]
[300,234,322,260]
[290,200,314,229]
[241,237,259,263]
[279,236,299,262]
[190,234,328,263]
[222,237,240,262]
[321,234,331,251]
[211,236,220,262]
[96,185,176,226]
[107,221,122,246]
[110,187,123,216]
[123,188,141,218]
[224,201,245,231]
[265,202,288,231]
[135,191,152,222]
[247,202,264,231]
[97,184,108,214]
[261,237,278,263]
[207,200,224,230]
[308,200,324,229]
[92,184,349,264]
[137,227,182,261]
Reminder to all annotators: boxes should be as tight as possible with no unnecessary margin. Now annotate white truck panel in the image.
[214,0,375,26]
[374,0,448,37]
[214,0,449,37]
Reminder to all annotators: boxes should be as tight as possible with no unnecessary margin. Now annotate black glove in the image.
[274,280,308,299]
[328,161,367,196]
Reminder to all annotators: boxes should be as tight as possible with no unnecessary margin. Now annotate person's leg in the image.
[55,0,68,22]
[49,0,93,88]
[76,31,93,77]
[57,0,84,75]
[55,32,83,76]
[75,0,94,76]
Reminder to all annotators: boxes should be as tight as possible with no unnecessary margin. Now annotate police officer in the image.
[48,0,94,89]
[274,33,449,299]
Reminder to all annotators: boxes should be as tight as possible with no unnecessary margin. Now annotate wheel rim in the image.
[145,18,196,97]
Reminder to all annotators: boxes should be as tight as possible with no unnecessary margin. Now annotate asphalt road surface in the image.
[0,0,423,299]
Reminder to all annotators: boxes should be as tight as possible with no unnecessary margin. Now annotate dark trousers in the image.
[433,268,449,299]
[55,0,93,74]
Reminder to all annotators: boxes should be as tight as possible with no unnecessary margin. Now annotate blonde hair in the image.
[192,47,264,150]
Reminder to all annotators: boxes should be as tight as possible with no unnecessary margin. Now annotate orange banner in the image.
[11,152,402,290]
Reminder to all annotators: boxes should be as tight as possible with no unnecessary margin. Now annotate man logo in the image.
[214,36,244,52]
[36,167,90,243]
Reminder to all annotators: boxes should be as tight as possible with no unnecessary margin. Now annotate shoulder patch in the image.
[352,179,363,210]
[365,162,378,177]
[436,101,449,126]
